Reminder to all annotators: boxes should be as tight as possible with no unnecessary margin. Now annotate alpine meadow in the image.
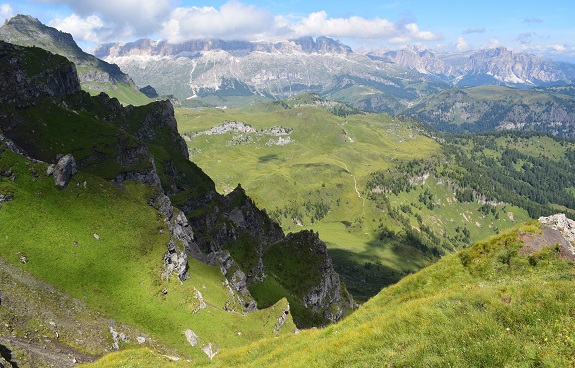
[1,2,575,367]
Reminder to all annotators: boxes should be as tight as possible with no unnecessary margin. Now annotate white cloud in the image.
[50,14,106,43]
[1,3,13,23]
[37,0,173,39]
[488,38,501,49]
[549,44,566,52]
[37,0,442,47]
[456,37,469,51]
[160,1,274,43]
[289,11,441,43]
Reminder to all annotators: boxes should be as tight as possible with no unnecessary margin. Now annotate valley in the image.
[0,11,575,368]
[175,95,575,301]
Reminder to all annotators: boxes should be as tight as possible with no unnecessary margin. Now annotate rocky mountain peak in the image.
[289,36,351,54]
[0,15,135,86]
[1,14,77,51]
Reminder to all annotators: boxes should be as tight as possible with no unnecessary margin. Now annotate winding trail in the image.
[341,162,365,207]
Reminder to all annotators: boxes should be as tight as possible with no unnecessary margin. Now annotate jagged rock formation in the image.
[94,36,419,103]
[96,36,351,58]
[0,39,353,329]
[371,45,575,87]
[0,41,81,108]
[183,185,354,327]
[139,85,159,98]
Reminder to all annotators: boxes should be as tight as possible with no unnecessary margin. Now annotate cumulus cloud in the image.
[549,44,566,52]
[462,27,485,34]
[160,1,274,43]
[38,0,441,46]
[1,3,13,22]
[158,5,441,44]
[289,11,441,43]
[36,0,173,39]
[50,14,106,43]
[456,37,469,51]
[488,38,501,48]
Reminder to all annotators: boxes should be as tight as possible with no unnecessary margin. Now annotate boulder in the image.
[53,154,77,189]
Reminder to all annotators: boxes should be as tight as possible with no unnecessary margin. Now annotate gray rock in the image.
[184,329,198,347]
[201,343,218,360]
[53,154,77,189]
[0,193,13,203]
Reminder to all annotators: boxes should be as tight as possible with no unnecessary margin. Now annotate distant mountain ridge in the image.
[94,35,575,114]
[371,45,575,87]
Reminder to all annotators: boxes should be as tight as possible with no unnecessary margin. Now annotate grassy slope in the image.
[82,80,152,107]
[209,222,575,367]
[176,104,436,231]
[82,221,575,367]
[0,147,296,363]
[174,104,532,300]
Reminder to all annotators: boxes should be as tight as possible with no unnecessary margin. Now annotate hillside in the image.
[403,85,575,136]
[82,217,575,367]
[177,96,575,301]
[0,41,353,366]
[0,15,151,106]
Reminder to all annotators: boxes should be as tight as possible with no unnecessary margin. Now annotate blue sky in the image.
[1,0,574,61]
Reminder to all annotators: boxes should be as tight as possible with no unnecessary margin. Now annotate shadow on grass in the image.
[328,247,406,303]
[258,154,279,163]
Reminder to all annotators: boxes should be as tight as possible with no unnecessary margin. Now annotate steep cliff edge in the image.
[0,40,353,330]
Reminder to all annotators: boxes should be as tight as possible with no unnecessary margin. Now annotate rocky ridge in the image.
[371,45,575,87]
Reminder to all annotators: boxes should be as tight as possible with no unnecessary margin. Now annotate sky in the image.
[1,0,574,62]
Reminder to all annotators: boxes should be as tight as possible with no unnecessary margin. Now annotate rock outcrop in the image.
[0,41,81,108]
[185,186,354,326]
[52,154,77,189]
[537,214,575,261]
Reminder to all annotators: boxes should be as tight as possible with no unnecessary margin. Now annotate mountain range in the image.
[94,35,575,109]
[1,14,575,367]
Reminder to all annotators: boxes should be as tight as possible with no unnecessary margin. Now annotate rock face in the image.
[265,231,354,325]
[52,154,77,189]
[0,15,134,86]
[95,34,575,110]
[537,214,575,261]
[185,186,354,327]
[0,41,81,108]
[374,45,574,87]
[95,36,351,59]
[94,36,398,102]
